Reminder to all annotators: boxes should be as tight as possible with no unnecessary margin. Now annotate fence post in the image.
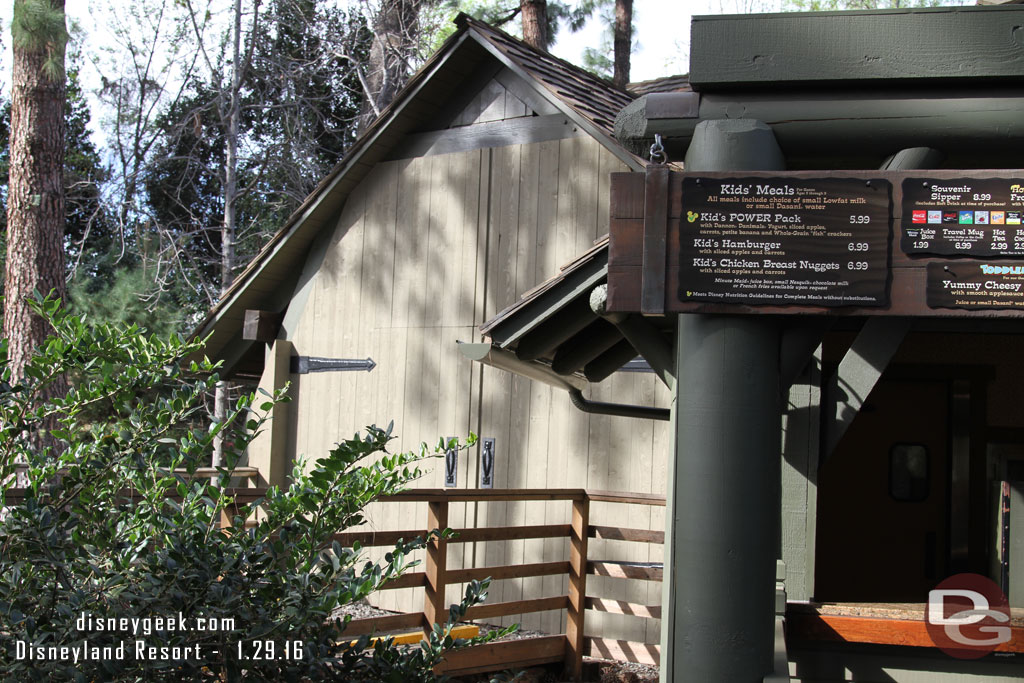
[219,497,237,530]
[566,495,589,680]
[424,499,449,633]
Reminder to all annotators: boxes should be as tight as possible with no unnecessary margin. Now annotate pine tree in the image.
[2,45,115,315]
[570,0,635,88]
[521,0,548,50]
[5,0,69,379]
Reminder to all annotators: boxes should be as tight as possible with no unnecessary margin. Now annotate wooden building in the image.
[198,7,1024,682]
[194,15,675,644]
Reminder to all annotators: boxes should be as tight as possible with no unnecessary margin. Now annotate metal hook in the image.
[650,134,667,165]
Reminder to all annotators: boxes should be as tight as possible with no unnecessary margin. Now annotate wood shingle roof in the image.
[464,17,634,138]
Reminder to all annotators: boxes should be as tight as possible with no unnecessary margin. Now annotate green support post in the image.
[661,119,785,682]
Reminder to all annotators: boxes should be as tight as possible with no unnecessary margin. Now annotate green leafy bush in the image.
[0,297,506,680]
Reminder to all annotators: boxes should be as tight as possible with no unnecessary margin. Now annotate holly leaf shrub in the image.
[0,296,511,680]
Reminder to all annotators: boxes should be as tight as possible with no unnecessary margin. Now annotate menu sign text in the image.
[927,261,1024,310]
[678,176,892,306]
[902,178,1024,257]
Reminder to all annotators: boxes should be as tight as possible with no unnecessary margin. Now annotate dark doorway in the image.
[815,378,949,602]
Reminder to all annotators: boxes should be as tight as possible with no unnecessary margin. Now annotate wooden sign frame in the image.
[608,169,1024,318]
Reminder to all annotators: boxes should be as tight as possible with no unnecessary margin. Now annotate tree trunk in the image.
[221,0,241,295]
[521,0,548,52]
[212,0,246,471]
[5,0,67,379]
[613,0,632,89]
[358,0,420,133]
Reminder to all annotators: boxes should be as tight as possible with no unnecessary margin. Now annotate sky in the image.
[0,0,786,106]
[0,0,982,102]
[551,0,784,82]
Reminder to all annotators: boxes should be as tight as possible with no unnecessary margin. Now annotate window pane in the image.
[890,444,929,502]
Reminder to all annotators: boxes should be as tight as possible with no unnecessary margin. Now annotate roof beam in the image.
[243,310,283,343]
[551,320,624,375]
[614,89,1024,166]
[583,339,639,383]
[385,114,582,161]
[591,285,675,390]
[823,317,912,460]
[513,298,599,361]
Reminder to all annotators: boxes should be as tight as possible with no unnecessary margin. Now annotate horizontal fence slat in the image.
[447,561,570,583]
[584,490,666,506]
[585,598,662,619]
[380,488,586,503]
[2,487,268,505]
[587,561,663,582]
[435,635,567,675]
[342,612,424,637]
[4,487,664,507]
[464,596,569,620]
[451,524,571,543]
[333,525,572,548]
[332,530,428,547]
[378,571,426,590]
[589,525,664,544]
[178,467,260,480]
[10,465,260,479]
[585,637,660,666]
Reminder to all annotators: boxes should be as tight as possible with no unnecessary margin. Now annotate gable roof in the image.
[469,20,634,139]
[628,75,692,96]
[193,15,645,373]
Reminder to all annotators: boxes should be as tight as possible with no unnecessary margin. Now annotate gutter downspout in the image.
[568,388,669,421]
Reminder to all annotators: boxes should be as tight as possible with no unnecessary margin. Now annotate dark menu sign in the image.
[927,261,1024,310]
[679,176,892,306]
[902,177,1024,257]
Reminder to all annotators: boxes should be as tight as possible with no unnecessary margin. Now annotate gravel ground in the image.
[332,599,397,623]
[334,601,659,682]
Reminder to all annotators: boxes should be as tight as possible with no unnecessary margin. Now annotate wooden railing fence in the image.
[4,475,665,679]
[5,465,264,528]
[337,488,666,679]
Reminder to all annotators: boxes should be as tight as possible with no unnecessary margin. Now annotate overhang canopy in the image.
[470,235,676,393]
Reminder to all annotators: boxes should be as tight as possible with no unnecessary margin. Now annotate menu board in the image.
[902,178,1024,257]
[678,176,892,306]
[927,261,1024,310]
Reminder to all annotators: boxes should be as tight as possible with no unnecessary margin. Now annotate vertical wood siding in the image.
[266,137,669,642]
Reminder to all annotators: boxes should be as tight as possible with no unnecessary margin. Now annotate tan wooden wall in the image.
[249,136,670,644]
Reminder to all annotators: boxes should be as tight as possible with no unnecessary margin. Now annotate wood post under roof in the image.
[660,119,786,682]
